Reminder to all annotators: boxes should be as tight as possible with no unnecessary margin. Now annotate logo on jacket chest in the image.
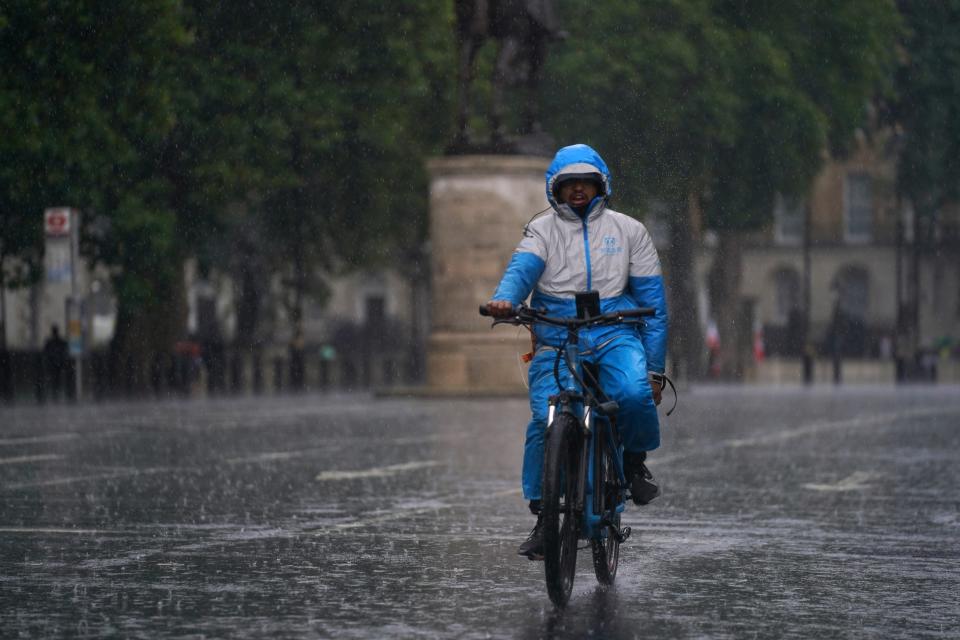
[599,235,623,256]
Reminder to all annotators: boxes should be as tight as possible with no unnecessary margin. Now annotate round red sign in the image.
[44,209,70,235]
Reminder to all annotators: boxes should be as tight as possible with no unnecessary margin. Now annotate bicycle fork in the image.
[591,412,632,544]
[551,400,631,545]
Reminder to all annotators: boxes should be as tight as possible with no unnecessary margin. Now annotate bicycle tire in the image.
[591,440,621,585]
[542,412,581,608]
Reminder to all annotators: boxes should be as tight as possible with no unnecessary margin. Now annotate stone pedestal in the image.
[425,155,550,393]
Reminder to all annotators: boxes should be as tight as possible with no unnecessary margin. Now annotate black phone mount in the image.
[575,290,601,319]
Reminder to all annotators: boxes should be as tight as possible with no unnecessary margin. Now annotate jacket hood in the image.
[545,144,613,220]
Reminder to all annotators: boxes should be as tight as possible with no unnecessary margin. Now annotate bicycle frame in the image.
[547,327,627,542]
[480,301,653,605]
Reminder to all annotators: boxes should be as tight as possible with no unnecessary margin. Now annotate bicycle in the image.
[480,297,655,608]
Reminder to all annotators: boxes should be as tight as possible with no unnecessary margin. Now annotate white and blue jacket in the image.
[491,144,668,373]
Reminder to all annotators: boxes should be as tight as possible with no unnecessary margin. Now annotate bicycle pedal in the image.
[608,524,630,544]
[597,400,619,416]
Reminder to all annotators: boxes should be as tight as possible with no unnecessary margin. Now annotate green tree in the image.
[0,0,189,364]
[184,1,454,348]
[891,0,960,358]
[2,1,453,390]
[545,0,899,378]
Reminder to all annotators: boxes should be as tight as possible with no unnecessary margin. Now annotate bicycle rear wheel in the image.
[591,441,621,585]
[542,412,582,608]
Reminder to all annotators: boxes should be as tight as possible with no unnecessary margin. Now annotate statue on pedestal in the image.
[452,0,565,156]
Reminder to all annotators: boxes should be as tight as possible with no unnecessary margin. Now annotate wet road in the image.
[1,386,959,638]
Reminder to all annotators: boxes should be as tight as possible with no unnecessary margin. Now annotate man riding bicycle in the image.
[484,143,668,559]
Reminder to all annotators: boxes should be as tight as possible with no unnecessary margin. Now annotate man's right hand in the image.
[486,300,515,318]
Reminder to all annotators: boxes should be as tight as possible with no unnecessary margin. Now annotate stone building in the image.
[1,255,427,397]
[728,133,959,381]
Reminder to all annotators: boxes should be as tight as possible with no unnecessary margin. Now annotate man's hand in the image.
[486,300,515,319]
[648,373,664,406]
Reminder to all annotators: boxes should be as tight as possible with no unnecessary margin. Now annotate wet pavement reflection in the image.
[1,387,959,638]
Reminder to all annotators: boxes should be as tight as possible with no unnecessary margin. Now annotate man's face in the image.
[558,178,599,208]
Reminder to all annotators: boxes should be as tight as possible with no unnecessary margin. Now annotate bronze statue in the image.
[452,0,565,154]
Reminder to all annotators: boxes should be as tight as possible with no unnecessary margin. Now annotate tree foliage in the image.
[888,0,960,355]
[0,1,188,342]
[544,0,900,377]
[545,0,898,224]
[893,0,960,215]
[1,0,453,360]
[181,1,454,342]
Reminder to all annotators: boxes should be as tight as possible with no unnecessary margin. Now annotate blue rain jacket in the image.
[491,144,668,373]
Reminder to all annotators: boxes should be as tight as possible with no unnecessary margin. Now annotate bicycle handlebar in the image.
[479,303,654,328]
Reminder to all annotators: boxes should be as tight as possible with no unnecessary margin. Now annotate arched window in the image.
[772,267,801,325]
[833,265,870,320]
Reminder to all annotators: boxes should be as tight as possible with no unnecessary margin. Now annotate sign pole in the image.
[69,210,82,401]
[45,207,83,401]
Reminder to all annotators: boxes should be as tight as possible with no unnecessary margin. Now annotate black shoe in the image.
[517,513,544,560]
[624,451,661,506]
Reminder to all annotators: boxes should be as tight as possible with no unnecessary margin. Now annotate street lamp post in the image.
[802,202,813,384]
[895,216,904,382]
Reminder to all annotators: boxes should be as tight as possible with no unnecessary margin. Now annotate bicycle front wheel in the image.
[542,412,582,608]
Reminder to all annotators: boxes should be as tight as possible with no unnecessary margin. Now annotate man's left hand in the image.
[650,380,662,406]
[648,373,664,406]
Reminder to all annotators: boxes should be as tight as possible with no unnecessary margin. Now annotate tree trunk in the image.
[708,230,745,380]
[0,256,8,402]
[0,256,6,351]
[664,194,704,381]
[109,262,187,395]
[289,242,306,392]
[910,207,920,359]
[234,244,263,349]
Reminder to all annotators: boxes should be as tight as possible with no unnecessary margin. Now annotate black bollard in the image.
[230,351,244,394]
[273,357,284,394]
[35,352,45,404]
[252,351,263,395]
[0,349,12,403]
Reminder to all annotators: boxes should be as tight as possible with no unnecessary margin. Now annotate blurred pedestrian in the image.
[706,319,721,378]
[879,334,893,360]
[42,325,69,402]
[289,330,306,391]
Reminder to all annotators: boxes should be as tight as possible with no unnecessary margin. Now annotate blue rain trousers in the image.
[521,333,660,501]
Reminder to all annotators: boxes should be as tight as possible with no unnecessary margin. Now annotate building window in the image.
[772,267,801,325]
[844,173,873,243]
[774,194,804,246]
[830,265,870,357]
[833,265,870,321]
[365,295,385,329]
